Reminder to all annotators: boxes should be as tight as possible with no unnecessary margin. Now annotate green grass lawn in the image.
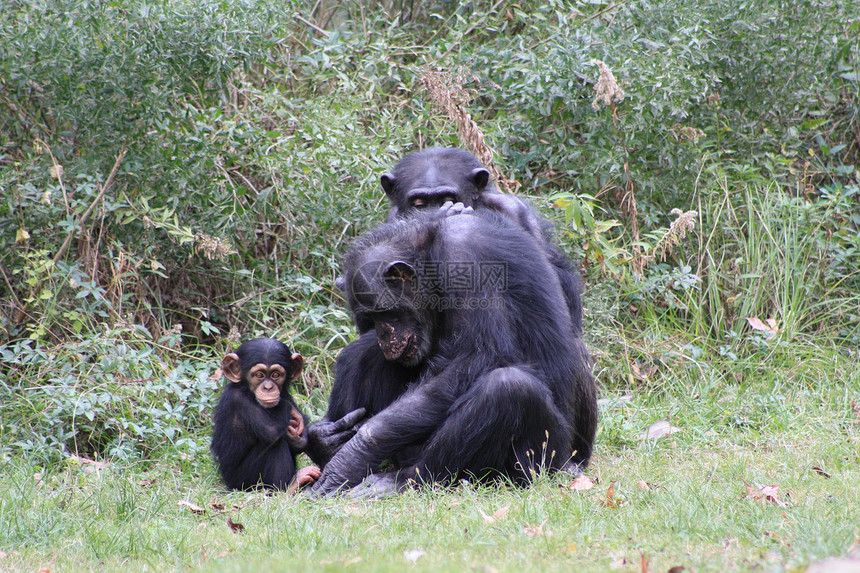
[3,346,857,573]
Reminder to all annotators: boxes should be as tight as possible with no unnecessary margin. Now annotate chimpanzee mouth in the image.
[382,335,415,362]
[256,396,280,408]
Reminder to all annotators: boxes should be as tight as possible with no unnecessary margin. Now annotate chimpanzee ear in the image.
[383,261,416,287]
[469,168,490,191]
[290,353,303,382]
[380,173,396,197]
[221,353,242,383]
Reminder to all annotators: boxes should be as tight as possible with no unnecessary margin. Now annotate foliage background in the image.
[0,0,858,570]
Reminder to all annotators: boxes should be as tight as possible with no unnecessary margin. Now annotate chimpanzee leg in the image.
[415,366,573,485]
[259,443,297,491]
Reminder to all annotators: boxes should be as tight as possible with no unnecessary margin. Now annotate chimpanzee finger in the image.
[324,427,358,449]
[333,407,367,431]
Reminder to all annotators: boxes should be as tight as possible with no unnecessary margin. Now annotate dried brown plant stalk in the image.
[194,232,237,260]
[631,208,698,274]
[420,68,520,192]
[590,60,625,111]
[590,60,640,268]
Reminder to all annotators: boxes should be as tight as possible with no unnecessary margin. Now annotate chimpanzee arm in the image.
[478,192,544,240]
[310,379,454,495]
[231,397,287,445]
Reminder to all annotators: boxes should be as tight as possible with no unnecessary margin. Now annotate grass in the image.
[2,345,857,573]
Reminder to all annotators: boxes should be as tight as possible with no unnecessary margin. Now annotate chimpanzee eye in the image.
[271,371,281,379]
[255,371,265,379]
[412,198,426,208]
[443,195,456,204]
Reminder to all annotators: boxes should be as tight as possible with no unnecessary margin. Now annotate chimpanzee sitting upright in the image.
[211,337,321,492]
[308,210,598,496]
[380,147,585,336]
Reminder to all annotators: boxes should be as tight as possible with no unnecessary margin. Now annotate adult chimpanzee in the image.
[380,147,585,337]
[211,337,321,492]
[307,210,597,496]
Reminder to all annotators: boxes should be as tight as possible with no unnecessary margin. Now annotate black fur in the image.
[309,212,597,495]
[211,338,306,491]
[380,147,584,336]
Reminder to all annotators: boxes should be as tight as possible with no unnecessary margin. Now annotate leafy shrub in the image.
[1,0,857,462]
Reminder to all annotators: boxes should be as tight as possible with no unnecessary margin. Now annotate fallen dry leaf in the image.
[137,478,156,487]
[560,475,595,491]
[478,505,510,524]
[178,500,206,515]
[492,505,510,520]
[639,420,681,440]
[227,518,244,533]
[68,455,108,469]
[667,567,687,573]
[68,455,108,474]
[631,361,658,380]
[743,482,788,508]
[639,551,651,573]
[601,481,622,508]
[745,317,778,336]
[851,399,860,422]
[522,521,551,536]
[812,466,831,478]
[478,508,494,523]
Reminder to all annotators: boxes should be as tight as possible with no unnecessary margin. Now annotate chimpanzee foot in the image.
[348,471,413,499]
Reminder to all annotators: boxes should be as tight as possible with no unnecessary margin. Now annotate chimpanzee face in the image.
[348,259,434,367]
[381,148,491,217]
[221,338,303,408]
[403,187,461,211]
[371,310,430,366]
[244,363,287,407]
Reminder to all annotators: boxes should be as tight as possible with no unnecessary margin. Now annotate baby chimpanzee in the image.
[211,337,319,492]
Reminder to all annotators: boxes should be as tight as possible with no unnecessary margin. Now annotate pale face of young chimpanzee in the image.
[221,346,303,408]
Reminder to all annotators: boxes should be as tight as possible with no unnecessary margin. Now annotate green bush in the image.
[1,0,858,463]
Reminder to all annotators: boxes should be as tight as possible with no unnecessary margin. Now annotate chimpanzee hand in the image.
[438,200,474,217]
[288,465,322,494]
[304,408,366,467]
[307,431,375,497]
[286,408,307,451]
